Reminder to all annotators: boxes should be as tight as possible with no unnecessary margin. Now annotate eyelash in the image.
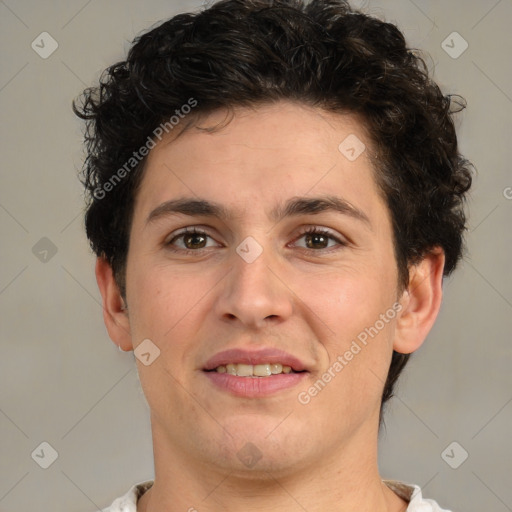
[165,226,347,254]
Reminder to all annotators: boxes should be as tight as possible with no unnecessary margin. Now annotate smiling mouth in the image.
[205,363,305,377]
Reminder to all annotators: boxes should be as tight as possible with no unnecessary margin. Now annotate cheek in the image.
[126,262,207,346]
[302,268,397,396]
[126,266,209,405]
[307,266,396,340]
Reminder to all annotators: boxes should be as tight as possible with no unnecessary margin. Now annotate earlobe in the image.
[95,257,134,351]
[393,247,445,354]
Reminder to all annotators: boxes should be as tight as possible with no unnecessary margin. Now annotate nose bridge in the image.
[234,240,272,294]
[216,235,293,327]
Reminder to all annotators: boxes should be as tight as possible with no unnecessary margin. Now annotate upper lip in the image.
[203,348,308,372]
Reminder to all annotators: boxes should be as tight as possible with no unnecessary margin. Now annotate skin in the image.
[96,100,445,512]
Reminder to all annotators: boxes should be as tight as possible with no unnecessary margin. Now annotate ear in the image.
[95,257,134,351]
[393,247,445,354]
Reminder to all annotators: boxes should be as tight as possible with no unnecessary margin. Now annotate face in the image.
[123,101,402,474]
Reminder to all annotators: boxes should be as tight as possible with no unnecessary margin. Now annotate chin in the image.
[206,417,313,473]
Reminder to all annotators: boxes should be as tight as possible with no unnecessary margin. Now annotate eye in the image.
[166,228,220,252]
[165,226,347,254]
[292,226,347,251]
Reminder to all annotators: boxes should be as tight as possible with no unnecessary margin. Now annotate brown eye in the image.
[182,232,207,249]
[167,228,218,252]
[293,227,347,251]
[304,232,329,249]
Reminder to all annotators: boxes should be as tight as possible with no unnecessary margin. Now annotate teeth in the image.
[236,364,253,377]
[226,364,237,375]
[270,363,283,374]
[214,363,295,376]
[254,364,271,377]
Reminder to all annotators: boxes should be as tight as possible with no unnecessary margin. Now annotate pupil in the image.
[306,233,327,249]
[185,233,206,249]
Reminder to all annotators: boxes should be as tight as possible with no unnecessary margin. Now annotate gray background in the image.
[0,0,511,510]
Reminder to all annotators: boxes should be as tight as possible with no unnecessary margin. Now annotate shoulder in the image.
[384,480,453,511]
[100,480,154,512]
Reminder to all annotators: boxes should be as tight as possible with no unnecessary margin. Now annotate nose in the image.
[213,241,294,330]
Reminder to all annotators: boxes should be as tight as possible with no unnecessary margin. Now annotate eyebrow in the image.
[146,195,371,228]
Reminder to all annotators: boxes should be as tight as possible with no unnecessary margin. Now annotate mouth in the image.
[203,347,308,372]
[203,369,308,397]
[204,362,304,377]
[202,348,309,397]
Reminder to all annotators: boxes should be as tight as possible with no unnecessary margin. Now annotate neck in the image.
[137,420,407,512]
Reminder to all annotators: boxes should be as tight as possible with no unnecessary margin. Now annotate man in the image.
[74,0,472,510]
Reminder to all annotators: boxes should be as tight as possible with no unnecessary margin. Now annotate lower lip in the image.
[203,371,307,397]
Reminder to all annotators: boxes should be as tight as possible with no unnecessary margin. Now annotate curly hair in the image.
[73,0,473,419]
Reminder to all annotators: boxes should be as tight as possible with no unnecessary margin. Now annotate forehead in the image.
[132,101,385,225]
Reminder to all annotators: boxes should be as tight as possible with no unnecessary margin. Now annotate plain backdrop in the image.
[0,1,511,511]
